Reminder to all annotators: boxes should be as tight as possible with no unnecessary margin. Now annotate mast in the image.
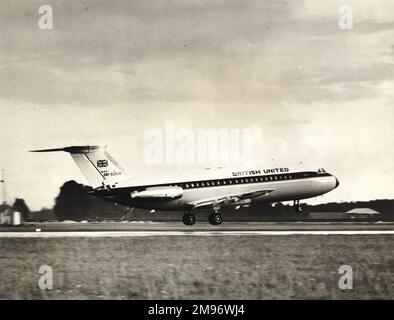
[1,169,5,204]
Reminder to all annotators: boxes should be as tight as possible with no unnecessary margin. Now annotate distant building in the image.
[0,203,22,225]
[347,208,380,219]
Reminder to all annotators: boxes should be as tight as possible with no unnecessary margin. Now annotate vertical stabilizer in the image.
[31,145,127,189]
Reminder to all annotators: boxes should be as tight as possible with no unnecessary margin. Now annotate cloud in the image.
[319,63,394,85]
[1,0,394,107]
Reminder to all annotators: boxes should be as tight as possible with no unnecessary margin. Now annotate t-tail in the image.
[30,145,128,189]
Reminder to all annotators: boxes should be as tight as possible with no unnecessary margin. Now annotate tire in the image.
[295,205,303,213]
[209,213,222,225]
[183,213,196,225]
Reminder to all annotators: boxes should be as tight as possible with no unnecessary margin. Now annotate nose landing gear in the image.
[294,200,303,213]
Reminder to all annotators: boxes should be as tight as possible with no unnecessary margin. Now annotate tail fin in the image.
[31,145,128,189]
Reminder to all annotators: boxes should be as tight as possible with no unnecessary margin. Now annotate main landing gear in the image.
[208,208,222,225]
[182,209,223,226]
[294,200,303,213]
[182,210,223,226]
[182,212,196,225]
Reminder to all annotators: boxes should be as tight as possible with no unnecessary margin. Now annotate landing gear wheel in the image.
[183,213,196,226]
[208,213,222,225]
[294,200,303,213]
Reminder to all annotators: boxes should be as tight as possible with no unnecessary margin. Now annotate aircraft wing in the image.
[187,188,274,210]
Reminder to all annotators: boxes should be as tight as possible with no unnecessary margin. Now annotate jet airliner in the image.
[32,145,339,225]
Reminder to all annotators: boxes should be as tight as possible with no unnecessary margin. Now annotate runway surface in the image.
[1,230,394,238]
[1,221,393,237]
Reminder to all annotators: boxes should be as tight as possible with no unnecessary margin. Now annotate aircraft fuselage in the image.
[93,169,339,211]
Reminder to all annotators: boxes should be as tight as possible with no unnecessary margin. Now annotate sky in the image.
[0,0,393,210]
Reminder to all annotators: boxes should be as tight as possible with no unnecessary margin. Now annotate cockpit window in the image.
[317,168,326,174]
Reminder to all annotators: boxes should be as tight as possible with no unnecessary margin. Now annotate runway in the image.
[1,222,394,237]
[1,230,394,238]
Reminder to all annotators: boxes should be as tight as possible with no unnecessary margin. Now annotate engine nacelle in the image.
[130,186,183,200]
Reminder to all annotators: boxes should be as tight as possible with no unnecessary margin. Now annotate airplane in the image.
[31,145,339,225]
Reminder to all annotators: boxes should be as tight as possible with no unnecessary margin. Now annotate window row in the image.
[173,174,294,189]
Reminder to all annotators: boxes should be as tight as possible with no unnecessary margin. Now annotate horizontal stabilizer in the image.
[30,145,102,154]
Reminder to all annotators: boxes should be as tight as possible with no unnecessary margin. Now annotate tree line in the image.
[19,180,394,221]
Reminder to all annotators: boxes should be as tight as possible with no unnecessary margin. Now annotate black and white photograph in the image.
[0,0,393,307]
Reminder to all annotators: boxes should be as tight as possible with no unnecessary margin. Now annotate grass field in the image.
[0,235,393,299]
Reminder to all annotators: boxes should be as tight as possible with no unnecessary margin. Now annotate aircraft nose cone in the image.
[335,177,340,188]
